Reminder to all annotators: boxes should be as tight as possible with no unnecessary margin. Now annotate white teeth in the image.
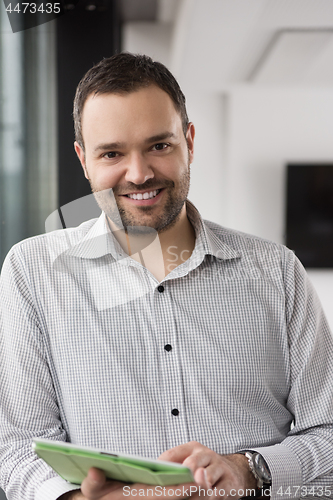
[128,189,159,200]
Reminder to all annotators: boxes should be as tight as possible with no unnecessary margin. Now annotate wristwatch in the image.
[237,451,272,489]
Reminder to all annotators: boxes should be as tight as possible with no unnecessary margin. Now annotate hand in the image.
[57,469,124,499]
[60,441,256,500]
[78,467,195,500]
[159,441,257,499]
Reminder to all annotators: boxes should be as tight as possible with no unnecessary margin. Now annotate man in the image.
[0,53,333,500]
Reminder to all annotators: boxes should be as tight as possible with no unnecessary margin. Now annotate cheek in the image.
[155,156,187,179]
[89,165,122,190]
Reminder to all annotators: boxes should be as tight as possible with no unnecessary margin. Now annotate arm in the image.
[0,247,78,500]
[250,250,333,499]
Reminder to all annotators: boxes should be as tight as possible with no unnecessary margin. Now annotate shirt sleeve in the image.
[0,246,79,500]
[249,249,333,500]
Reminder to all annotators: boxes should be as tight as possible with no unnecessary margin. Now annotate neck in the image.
[107,203,196,281]
[158,204,195,274]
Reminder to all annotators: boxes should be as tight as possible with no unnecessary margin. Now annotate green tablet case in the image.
[32,438,194,486]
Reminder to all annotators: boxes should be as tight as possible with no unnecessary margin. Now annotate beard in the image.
[89,162,191,235]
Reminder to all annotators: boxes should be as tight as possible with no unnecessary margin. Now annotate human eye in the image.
[103,151,119,159]
[151,143,169,151]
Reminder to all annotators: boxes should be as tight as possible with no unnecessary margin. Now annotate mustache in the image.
[113,179,174,195]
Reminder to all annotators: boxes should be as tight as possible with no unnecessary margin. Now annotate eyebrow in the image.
[94,142,125,153]
[144,132,177,144]
[93,132,177,153]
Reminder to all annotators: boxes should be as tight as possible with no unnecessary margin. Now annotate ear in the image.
[186,122,195,164]
[74,141,89,180]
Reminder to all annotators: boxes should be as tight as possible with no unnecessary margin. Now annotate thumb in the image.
[81,468,107,498]
[81,468,125,499]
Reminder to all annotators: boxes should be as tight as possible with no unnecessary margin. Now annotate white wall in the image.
[224,87,333,242]
[223,86,333,328]
[123,21,172,68]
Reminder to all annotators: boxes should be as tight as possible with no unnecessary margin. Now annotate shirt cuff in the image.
[36,476,80,500]
[250,444,303,500]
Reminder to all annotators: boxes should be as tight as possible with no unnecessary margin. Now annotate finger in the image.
[158,442,201,463]
[183,450,211,472]
[81,468,124,499]
[193,467,212,489]
[197,461,227,490]
[88,468,106,484]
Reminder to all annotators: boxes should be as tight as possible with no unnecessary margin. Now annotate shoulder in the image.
[202,220,308,320]
[1,218,99,275]
[201,219,302,297]
[204,219,293,263]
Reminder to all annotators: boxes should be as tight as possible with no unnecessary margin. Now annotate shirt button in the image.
[171,408,179,416]
[164,344,172,352]
[157,285,164,293]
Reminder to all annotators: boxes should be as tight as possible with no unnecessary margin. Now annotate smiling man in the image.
[1,53,333,500]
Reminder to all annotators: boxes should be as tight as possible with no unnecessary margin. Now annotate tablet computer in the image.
[32,438,194,486]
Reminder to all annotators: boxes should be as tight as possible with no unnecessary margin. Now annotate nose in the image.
[124,152,154,185]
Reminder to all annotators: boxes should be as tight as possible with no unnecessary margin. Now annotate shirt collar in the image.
[66,200,240,262]
[186,200,240,261]
[66,213,123,260]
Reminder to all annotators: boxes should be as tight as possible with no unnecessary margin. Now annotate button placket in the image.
[153,281,189,445]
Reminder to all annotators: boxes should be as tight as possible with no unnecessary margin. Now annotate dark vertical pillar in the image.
[56,0,121,208]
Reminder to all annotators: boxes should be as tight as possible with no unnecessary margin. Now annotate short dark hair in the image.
[73,52,189,149]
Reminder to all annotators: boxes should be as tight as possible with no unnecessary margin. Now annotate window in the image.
[0,4,57,266]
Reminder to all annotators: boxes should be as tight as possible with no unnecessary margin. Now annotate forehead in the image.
[81,85,182,145]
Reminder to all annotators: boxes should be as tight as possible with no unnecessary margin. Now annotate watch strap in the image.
[237,450,272,489]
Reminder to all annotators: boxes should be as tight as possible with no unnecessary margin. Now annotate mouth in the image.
[119,188,164,206]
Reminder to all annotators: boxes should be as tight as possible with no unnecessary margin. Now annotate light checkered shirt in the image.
[0,201,333,500]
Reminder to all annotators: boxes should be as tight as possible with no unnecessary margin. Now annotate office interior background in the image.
[1,0,333,496]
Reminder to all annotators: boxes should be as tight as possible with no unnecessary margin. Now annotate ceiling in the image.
[170,0,333,90]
